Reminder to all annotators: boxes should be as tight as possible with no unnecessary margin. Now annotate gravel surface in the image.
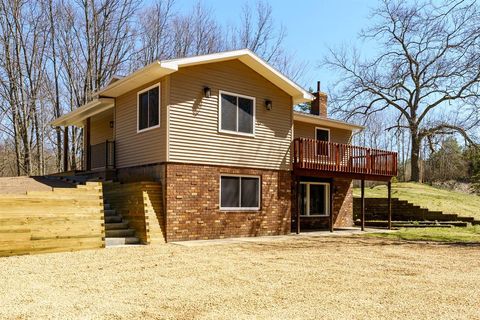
[0,236,479,319]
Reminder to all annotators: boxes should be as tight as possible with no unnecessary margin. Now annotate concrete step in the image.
[104,215,123,223]
[105,228,136,238]
[104,209,117,216]
[105,237,141,246]
[105,222,130,230]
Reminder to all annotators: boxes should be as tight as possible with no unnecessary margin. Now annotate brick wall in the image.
[165,163,291,241]
[332,178,353,227]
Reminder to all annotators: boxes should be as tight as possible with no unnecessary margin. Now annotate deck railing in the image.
[292,138,397,177]
[90,140,115,170]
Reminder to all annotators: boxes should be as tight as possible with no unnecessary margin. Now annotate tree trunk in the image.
[410,134,421,182]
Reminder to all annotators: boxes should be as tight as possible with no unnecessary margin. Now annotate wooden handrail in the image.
[292,138,398,177]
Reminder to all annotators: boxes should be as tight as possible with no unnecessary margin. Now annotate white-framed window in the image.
[299,182,330,216]
[315,127,330,156]
[137,83,160,132]
[220,175,260,210]
[218,90,255,136]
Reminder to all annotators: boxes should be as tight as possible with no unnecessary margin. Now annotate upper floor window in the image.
[138,84,160,132]
[219,91,255,136]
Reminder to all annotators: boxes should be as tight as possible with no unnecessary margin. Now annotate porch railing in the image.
[90,140,115,170]
[292,138,397,177]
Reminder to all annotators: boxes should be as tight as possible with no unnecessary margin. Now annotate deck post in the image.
[85,118,91,171]
[387,180,392,230]
[361,179,365,231]
[329,180,334,232]
[63,126,69,172]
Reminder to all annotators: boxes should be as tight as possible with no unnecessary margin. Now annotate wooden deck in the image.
[292,138,397,181]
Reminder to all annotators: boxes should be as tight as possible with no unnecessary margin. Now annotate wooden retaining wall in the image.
[0,182,105,257]
[353,197,477,223]
[103,182,165,244]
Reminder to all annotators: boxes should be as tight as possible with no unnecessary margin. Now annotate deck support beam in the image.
[63,126,69,172]
[360,179,365,231]
[387,180,392,230]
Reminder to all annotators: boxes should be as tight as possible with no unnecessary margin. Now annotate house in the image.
[51,49,397,242]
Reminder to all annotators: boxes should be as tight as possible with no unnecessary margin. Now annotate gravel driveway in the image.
[0,235,479,319]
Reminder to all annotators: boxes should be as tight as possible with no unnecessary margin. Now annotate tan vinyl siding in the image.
[168,60,293,170]
[294,120,352,144]
[115,78,168,168]
[90,109,114,145]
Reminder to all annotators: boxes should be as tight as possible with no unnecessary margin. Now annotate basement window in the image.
[219,91,255,136]
[138,84,160,132]
[220,175,260,210]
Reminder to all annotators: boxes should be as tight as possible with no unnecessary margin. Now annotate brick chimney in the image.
[310,81,327,117]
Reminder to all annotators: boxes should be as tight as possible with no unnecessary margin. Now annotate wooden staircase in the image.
[103,202,140,246]
[353,197,480,227]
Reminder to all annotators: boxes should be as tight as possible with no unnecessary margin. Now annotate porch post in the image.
[387,180,392,230]
[329,180,334,232]
[296,177,301,234]
[361,179,365,231]
[63,126,69,172]
[85,118,91,171]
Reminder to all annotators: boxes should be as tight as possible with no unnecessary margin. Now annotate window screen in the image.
[221,176,260,209]
[138,85,160,131]
[220,92,254,134]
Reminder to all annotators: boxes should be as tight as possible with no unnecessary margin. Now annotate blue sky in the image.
[179,0,379,90]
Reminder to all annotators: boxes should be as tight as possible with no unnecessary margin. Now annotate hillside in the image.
[353,182,480,220]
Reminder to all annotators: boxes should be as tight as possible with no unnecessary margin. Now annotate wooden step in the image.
[104,215,122,223]
[104,209,117,216]
[105,222,130,230]
[105,228,136,238]
[105,237,140,246]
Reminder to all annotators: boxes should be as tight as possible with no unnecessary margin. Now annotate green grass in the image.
[366,226,480,243]
[353,182,480,220]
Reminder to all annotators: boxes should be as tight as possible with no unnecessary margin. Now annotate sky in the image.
[179,0,380,91]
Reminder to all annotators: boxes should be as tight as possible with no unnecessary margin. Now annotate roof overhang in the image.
[51,49,315,127]
[98,49,314,104]
[293,112,365,132]
[98,61,178,97]
[49,98,115,127]
[160,49,314,104]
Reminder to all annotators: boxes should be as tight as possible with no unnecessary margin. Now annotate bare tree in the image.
[170,1,223,58]
[135,0,175,65]
[55,0,138,169]
[325,0,480,182]
[0,0,50,175]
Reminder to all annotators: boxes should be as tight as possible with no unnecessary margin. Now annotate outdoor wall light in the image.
[203,86,211,98]
[109,121,114,128]
[265,100,273,110]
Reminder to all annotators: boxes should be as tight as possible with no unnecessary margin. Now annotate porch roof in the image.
[49,98,114,127]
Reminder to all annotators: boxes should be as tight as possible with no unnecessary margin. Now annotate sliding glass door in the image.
[300,182,330,216]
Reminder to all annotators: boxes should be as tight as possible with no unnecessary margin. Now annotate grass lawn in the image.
[1,235,480,319]
[353,182,480,219]
[366,226,480,243]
